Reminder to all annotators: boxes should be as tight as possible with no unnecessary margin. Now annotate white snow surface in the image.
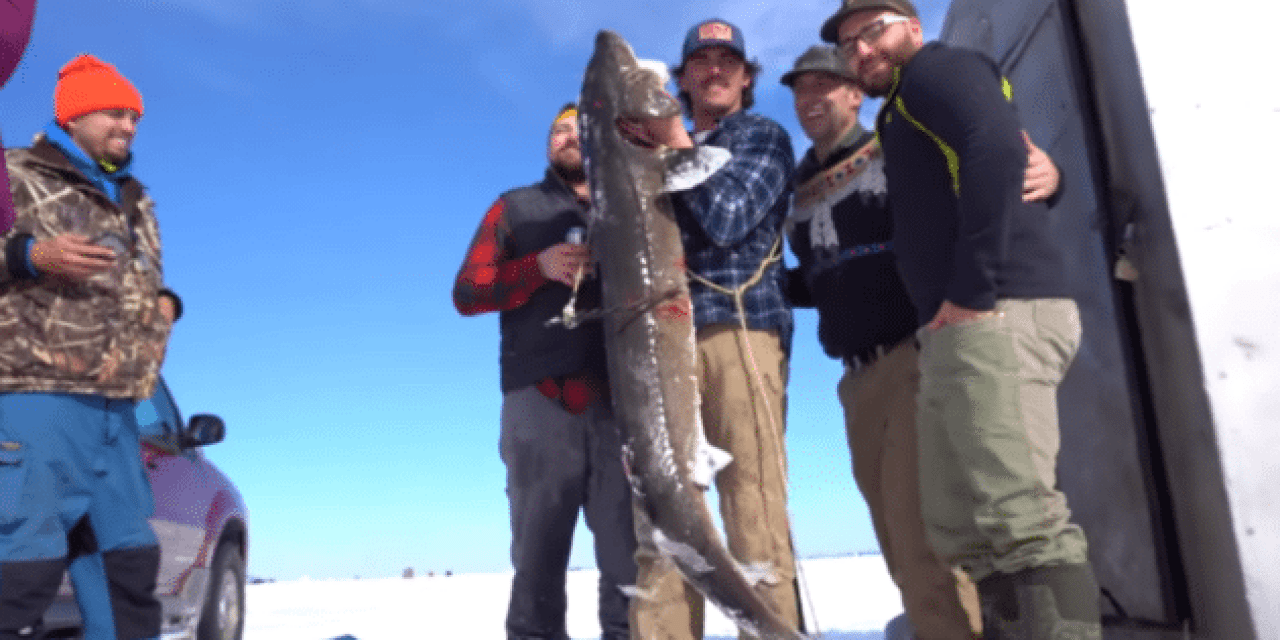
[244,555,901,639]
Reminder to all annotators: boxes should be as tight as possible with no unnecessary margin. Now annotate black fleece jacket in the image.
[876,42,1074,324]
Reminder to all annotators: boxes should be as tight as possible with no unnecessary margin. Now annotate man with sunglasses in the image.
[820,1,1103,638]
[781,40,1062,640]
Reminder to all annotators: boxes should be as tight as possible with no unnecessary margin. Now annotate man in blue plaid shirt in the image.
[618,18,799,639]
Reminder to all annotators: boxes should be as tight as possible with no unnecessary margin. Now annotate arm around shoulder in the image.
[159,289,182,323]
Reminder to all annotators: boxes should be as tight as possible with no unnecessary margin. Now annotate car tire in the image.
[197,542,246,640]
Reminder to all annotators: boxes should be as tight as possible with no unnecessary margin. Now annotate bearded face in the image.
[836,11,923,97]
[66,108,140,165]
[548,118,586,184]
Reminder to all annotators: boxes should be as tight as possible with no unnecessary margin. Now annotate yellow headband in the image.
[554,108,577,125]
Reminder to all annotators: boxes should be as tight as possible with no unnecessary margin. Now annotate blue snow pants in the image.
[0,393,161,640]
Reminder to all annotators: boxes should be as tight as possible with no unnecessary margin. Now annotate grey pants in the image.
[916,298,1090,582]
[500,385,637,640]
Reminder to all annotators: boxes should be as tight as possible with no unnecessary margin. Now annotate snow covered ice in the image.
[244,555,903,639]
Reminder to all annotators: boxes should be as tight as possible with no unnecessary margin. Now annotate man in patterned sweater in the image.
[0,54,180,640]
[453,104,636,640]
[618,19,798,639]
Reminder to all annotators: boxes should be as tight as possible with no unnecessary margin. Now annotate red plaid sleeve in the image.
[453,198,548,315]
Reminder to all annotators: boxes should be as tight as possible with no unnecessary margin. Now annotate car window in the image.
[136,381,182,445]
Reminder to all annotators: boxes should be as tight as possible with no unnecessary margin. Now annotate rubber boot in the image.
[978,563,1102,640]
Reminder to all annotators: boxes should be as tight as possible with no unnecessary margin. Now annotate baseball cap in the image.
[680,19,747,67]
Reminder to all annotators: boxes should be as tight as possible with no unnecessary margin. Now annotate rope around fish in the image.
[554,229,823,636]
[685,237,823,636]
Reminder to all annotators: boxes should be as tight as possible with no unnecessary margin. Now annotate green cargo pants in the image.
[839,339,982,639]
[915,298,1090,583]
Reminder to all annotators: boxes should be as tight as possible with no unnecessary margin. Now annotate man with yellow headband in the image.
[0,54,179,640]
[453,103,637,639]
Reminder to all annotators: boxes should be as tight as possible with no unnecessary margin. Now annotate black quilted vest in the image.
[498,170,607,393]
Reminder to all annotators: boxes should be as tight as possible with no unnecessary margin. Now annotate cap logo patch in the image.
[698,22,734,42]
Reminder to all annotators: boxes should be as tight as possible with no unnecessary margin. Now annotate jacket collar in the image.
[24,133,145,211]
[799,122,872,178]
[37,123,136,203]
[875,66,904,135]
[694,108,751,143]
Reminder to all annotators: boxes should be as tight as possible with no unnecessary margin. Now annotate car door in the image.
[137,381,212,596]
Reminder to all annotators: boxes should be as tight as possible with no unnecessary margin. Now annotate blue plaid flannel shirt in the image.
[673,110,795,350]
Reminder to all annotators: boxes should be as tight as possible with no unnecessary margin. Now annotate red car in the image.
[42,378,250,640]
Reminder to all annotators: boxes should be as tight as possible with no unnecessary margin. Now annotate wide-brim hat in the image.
[819,0,919,44]
[780,45,857,87]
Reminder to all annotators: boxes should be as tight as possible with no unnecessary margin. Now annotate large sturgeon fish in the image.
[577,30,807,640]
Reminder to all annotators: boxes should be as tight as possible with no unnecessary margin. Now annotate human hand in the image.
[158,295,176,324]
[30,234,117,281]
[1022,132,1060,202]
[617,115,694,150]
[925,300,998,332]
[537,242,594,287]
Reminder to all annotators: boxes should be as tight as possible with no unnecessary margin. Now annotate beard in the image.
[693,83,739,119]
[552,158,586,184]
[854,58,895,97]
[95,139,132,167]
[855,39,916,97]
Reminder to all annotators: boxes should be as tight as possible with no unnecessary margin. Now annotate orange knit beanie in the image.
[54,54,143,126]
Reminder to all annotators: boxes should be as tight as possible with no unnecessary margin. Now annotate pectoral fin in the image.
[738,560,781,587]
[662,146,732,193]
[693,439,733,490]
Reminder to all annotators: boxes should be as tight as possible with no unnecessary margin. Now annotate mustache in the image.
[552,160,585,184]
[856,52,891,75]
[699,77,731,90]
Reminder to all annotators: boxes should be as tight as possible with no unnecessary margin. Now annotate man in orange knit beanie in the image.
[1,54,180,640]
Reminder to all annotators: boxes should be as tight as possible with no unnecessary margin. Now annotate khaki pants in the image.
[916,298,1090,582]
[630,325,798,639]
[838,339,981,640]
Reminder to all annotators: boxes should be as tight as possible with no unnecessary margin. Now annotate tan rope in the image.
[571,226,823,633]
[684,237,784,466]
[687,237,823,635]
[559,260,589,328]
[684,237,782,318]
[557,221,594,329]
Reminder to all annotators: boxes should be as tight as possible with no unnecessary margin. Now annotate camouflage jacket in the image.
[0,134,171,399]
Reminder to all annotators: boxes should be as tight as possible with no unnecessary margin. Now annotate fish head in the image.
[580,30,685,218]
[581,31,682,135]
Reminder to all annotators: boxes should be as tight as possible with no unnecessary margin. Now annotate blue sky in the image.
[3,0,948,580]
